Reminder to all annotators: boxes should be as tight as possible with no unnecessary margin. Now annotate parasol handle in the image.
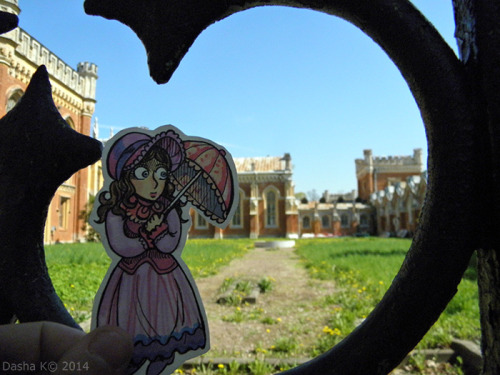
[166,169,203,212]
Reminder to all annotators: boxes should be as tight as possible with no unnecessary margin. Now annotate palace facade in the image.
[356,148,426,236]
[356,148,423,201]
[189,153,300,239]
[0,0,98,243]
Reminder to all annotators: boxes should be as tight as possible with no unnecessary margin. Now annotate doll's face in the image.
[130,158,168,201]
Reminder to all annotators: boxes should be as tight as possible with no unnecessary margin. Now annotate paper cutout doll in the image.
[91,125,238,375]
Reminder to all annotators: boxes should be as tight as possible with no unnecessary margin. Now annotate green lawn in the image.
[45,237,480,352]
[45,239,253,322]
[295,237,480,351]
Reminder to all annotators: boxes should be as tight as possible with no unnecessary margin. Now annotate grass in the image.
[45,238,253,322]
[295,237,480,352]
[45,237,480,375]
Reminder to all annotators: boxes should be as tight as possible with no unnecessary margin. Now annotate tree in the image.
[307,189,319,202]
[78,194,101,242]
[295,192,307,202]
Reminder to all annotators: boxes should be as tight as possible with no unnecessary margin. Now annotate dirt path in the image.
[195,246,336,358]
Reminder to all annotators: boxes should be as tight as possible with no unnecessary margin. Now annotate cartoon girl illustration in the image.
[91,126,237,375]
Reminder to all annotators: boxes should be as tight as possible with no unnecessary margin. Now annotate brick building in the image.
[0,0,98,243]
[189,153,299,239]
[370,173,427,236]
[298,195,374,237]
[355,148,427,236]
[355,148,423,201]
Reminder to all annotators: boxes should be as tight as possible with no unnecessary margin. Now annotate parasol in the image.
[169,140,236,224]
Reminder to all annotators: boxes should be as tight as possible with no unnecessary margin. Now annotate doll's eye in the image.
[155,167,168,180]
[134,167,149,180]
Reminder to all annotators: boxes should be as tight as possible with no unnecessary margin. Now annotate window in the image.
[6,89,23,113]
[231,199,243,228]
[341,214,349,228]
[265,190,278,227]
[59,197,70,229]
[303,216,311,229]
[195,212,208,229]
[65,117,76,130]
[360,214,369,227]
[321,215,330,229]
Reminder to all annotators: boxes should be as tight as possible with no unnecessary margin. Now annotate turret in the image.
[0,0,20,16]
[77,61,98,100]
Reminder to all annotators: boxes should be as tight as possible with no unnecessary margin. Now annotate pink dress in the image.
[96,196,207,371]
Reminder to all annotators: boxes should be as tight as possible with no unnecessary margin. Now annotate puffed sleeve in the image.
[154,208,182,254]
[105,211,147,257]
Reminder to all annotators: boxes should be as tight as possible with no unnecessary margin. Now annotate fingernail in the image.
[89,327,133,370]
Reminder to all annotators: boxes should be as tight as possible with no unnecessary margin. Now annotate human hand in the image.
[146,214,164,232]
[0,322,133,374]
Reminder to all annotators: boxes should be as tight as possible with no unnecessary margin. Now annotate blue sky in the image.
[18,1,457,196]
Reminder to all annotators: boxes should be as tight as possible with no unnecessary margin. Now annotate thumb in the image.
[55,326,133,375]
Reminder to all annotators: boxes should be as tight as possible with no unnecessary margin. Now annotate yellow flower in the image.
[379,281,384,285]
[276,317,282,323]
[217,364,225,369]
[322,326,334,335]
[70,284,75,288]
[266,329,271,333]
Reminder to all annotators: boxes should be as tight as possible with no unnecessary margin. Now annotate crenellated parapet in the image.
[0,27,98,114]
[355,148,423,177]
[0,0,19,16]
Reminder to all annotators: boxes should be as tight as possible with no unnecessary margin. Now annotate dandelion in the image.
[70,284,75,288]
[266,329,271,333]
[276,317,282,323]
[217,364,225,369]
[323,326,334,335]
[357,289,363,294]
[323,326,341,336]
[379,281,384,285]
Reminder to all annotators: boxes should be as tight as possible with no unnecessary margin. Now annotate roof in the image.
[234,156,289,173]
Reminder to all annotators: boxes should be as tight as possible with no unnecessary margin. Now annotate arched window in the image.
[321,215,330,229]
[303,216,311,229]
[231,190,244,228]
[6,89,24,113]
[65,116,76,130]
[265,190,278,227]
